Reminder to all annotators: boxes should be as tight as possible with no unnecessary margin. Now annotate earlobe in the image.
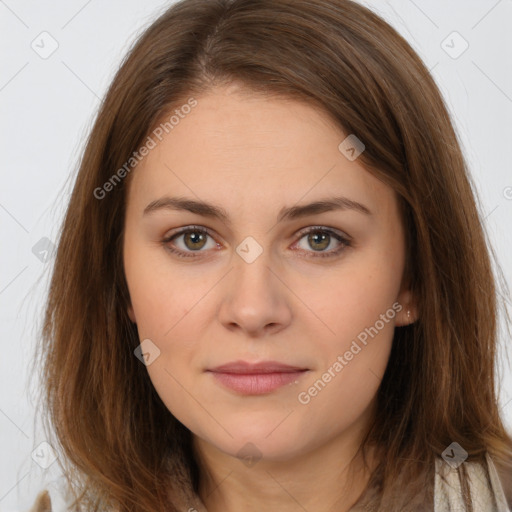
[402,306,417,326]
[127,304,137,323]
[395,289,418,326]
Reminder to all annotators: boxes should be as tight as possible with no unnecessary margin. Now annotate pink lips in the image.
[207,360,309,395]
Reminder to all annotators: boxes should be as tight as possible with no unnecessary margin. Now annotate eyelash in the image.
[162,225,351,260]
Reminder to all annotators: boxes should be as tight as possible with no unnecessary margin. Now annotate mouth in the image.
[206,360,310,395]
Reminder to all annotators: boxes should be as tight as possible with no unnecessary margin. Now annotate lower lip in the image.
[209,371,308,395]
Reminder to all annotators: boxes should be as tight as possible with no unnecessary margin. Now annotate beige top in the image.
[28,454,511,512]
[433,453,511,512]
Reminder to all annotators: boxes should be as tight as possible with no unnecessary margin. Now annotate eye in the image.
[292,226,351,258]
[162,226,219,258]
[162,225,351,259]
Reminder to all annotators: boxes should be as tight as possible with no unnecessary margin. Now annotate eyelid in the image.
[294,225,351,242]
[162,225,217,243]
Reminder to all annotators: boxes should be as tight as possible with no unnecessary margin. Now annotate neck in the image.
[193,431,378,512]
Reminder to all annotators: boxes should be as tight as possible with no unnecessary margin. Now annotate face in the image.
[123,83,415,464]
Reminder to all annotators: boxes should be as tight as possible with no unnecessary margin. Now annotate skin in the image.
[123,83,417,512]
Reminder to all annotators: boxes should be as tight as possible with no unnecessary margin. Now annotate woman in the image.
[33,0,512,510]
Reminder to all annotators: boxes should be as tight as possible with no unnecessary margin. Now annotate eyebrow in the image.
[143,195,372,224]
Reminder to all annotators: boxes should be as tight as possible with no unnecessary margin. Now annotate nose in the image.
[217,246,293,338]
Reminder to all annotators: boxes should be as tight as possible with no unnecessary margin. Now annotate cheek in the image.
[124,241,204,337]
[125,254,206,425]
[295,265,398,437]
[124,243,211,400]
[309,253,402,350]
[296,243,402,406]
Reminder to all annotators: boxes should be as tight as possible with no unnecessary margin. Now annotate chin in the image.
[197,421,310,463]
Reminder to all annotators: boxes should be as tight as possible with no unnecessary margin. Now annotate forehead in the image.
[127,85,396,220]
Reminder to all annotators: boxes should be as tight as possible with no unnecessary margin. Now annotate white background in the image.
[1,0,511,510]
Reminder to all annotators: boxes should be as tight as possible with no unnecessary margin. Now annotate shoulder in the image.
[27,490,52,512]
[434,453,511,511]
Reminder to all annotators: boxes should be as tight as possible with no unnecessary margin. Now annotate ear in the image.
[394,288,418,327]
[127,303,137,323]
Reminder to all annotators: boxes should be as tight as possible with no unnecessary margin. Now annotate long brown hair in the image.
[36,0,512,509]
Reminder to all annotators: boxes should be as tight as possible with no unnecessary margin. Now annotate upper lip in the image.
[208,360,308,374]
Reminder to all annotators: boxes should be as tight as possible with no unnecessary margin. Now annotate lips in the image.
[209,360,307,374]
[207,360,309,394]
